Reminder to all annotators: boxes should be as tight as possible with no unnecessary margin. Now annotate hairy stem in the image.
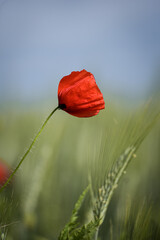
[0,106,59,193]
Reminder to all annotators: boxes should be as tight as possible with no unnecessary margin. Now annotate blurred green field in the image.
[0,100,160,240]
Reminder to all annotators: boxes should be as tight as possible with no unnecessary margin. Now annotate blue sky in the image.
[0,0,160,104]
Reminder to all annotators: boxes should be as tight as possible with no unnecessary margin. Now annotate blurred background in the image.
[0,0,160,239]
[0,0,160,108]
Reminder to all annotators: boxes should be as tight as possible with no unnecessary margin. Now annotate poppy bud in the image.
[58,69,105,117]
[0,159,11,186]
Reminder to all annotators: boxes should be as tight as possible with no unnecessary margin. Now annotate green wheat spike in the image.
[93,110,160,237]
[93,146,135,225]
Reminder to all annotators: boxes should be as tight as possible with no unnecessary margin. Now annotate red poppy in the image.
[0,160,10,186]
[58,69,105,117]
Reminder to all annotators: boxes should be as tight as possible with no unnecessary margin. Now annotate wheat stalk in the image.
[92,111,160,239]
[93,146,135,225]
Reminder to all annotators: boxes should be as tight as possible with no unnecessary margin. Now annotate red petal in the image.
[67,109,100,118]
[0,162,10,185]
[58,70,105,117]
[58,70,90,96]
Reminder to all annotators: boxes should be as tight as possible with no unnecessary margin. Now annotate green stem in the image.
[0,106,59,193]
[94,228,99,240]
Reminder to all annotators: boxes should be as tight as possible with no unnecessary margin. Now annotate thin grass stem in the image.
[0,106,59,193]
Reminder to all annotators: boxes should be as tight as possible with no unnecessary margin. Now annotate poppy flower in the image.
[58,69,105,117]
[0,159,11,186]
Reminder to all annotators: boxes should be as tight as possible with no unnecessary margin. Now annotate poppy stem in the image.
[0,106,60,193]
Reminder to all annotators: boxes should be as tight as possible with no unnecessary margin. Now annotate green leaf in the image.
[58,186,89,240]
